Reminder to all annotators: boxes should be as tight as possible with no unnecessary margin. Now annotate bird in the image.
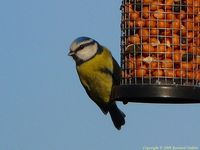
[68,37,125,130]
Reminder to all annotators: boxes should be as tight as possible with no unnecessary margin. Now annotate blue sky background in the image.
[0,0,200,150]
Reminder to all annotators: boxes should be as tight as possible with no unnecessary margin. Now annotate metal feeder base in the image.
[111,85,200,104]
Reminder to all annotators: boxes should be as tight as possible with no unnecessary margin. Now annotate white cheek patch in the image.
[76,43,98,61]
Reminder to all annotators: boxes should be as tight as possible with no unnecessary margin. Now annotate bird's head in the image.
[68,37,99,63]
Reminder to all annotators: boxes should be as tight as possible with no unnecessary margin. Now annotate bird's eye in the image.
[75,44,85,53]
[79,45,84,49]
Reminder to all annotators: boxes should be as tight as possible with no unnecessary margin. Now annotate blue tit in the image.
[68,37,125,130]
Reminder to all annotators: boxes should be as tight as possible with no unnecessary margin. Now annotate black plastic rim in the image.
[111,85,200,104]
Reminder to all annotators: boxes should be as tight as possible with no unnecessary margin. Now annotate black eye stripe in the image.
[74,41,95,53]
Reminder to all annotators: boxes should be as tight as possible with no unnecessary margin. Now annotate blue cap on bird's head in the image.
[70,37,97,49]
[73,37,93,45]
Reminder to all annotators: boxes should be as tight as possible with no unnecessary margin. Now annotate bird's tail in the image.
[108,103,126,130]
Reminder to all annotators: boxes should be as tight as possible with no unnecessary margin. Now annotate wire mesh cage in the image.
[111,0,200,103]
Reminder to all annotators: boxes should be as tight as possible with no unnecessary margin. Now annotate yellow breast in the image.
[76,48,113,103]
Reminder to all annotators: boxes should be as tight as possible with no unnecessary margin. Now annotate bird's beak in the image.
[68,51,74,56]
